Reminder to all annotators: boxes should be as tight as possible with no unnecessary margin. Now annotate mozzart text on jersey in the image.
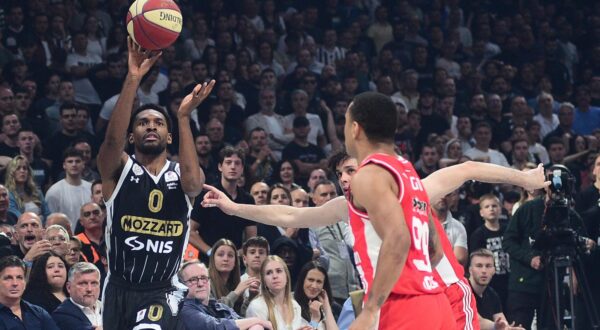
[120,215,183,237]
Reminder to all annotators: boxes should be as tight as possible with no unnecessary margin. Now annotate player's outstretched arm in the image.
[422,161,549,204]
[348,165,411,330]
[202,184,346,227]
[176,81,215,197]
[98,37,161,199]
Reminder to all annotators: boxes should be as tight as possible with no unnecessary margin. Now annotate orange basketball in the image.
[126,0,183,50]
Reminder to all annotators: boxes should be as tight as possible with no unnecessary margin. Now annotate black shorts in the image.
[102,276,187,330]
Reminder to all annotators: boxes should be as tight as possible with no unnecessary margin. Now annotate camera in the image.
[535,165,586,254]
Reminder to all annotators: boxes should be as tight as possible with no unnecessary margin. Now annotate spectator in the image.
[270,160,299,191]
[52,262,102,330]
[246,127,276,183]
[194,134,219,185]
[5,155,50,221]
[432,191,468,266]
[179,260,272,330]
[0,256,59,329]
[45,213,73,238]
[416,143,440,178]
[64,31,102,107]
[249,182,269,205]
[468,249,512,329]
[16,127,50,190]
[22,251,68,314]
[246,255,306,329]
[65,237,82,267]
[470,194,510,310]
[464,122,510,167]
[533,92,559,139]
[190,147,256,262]
[12,212,48,263]
[245,88,288,160]
[282,116,327,183]
[311,180,359,306]
[0,113,21,157]
[43,102,86,179]
[240,236,269,298]
[284,89,326,149]
[74,203,103,274]
[510,139,530,171]
[208,239,257,314]
[573,86,600,135]
[543,102,577,148]
[293,261,341,329]
[0,186,15,225]
[45,148,91,228]
[44,225,69,258]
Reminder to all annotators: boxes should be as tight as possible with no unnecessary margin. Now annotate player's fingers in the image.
[203,184,219,192]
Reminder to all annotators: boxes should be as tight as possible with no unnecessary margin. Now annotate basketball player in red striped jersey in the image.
[202,95,547,329]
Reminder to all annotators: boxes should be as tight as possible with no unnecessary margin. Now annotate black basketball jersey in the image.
[105,156,191,285]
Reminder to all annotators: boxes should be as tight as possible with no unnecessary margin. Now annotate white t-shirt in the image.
[463,147,510,167]
[441,212,468,249]
[45,179,92,228]
[65,52,102,105]
[246,296,307,329]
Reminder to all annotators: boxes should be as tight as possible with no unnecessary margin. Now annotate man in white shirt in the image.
[464,121,510,167]
[45,148,92,228]
[52,262,102,329]
[432,190,468,266]
[533,92,559,139]
[283,89,325,148]
[245,88,289,160]
[65,31,102,106]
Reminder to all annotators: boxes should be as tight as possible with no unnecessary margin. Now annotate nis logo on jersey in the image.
[126,236,173,253]
[121,216,183,237]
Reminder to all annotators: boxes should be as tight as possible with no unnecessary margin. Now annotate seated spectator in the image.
[250,182,270,205]
[464,122,510,167]
[179,260,272,330]
[52,262,102,330]
[44,225,69,258]
[282,116,327,183]
[5,155,50,221]
[65,237,82,267]
[13,212,48,264]
[246,255,306,329]
[245,88,289,160]
[74,203,104,275]
[432,191,468,266]
[269,160,300,191]
[293,261,340,329]
[0,185,16,225]
[22,252,68,313]
[283,89,326,149]
[208,239,258,315]
[240,236,269,299]
[45,148,92,229]
[45,213,73,237]
[0,256,58,329]
[16,127,50,192]
[469,249,513,330]
[246,128,277,184]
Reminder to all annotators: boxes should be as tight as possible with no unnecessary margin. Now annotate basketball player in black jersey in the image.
[97,38,215,330]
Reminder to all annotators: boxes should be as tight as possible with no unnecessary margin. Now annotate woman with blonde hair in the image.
[208,238,259,314]
[246,255,308,330]
[5,155,49,220]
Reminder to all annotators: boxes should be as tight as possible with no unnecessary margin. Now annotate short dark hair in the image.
[545,136,564,149]
[328,149,351,174]
[349,92,397,143]
[129,104,172,133]
[218,146,246,166]
[247,127,266,140]
[63,147,84,162]
[242,236,270,255]
[473,121,492,132]
[313,179,336,193]
[0,255,25,274]
[59,102,77,116]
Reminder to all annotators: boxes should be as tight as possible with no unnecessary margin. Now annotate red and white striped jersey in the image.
[347,153,443,298]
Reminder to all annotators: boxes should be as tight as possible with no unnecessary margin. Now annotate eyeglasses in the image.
[184,275,210,285]
[83,209,101,217]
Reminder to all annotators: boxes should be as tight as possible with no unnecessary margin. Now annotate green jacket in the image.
[503,197,585,294]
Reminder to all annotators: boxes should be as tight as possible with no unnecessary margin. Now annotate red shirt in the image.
[347,153,442,298]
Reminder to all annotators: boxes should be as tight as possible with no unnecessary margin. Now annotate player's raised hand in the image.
[523,163,550,193]
[201,184,237,215]
[127,37,161,78]
[178,80,216,118]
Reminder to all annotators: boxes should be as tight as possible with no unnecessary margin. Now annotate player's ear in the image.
[351,121,360,140]
[128,133,134,144]
[166,132,172,144]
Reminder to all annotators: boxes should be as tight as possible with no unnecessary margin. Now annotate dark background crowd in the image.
[0,0,599,329]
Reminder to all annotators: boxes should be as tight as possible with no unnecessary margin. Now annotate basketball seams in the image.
[126,0,182,50]
[134,16,161,50]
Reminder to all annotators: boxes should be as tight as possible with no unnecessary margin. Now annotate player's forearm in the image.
[424,161,529,203]
[232,197,345,228]
[177,115,204,196]
[363,230,410,313]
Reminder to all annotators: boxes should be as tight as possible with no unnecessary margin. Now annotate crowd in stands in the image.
[0,0,599,329]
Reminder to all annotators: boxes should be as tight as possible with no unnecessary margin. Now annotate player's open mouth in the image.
[144,133,159,141]
[24,235,36,243]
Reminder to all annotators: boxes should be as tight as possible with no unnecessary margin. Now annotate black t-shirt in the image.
[471,282,503,321]
[191,181,255,250]
[282,141,325,164]
[0,142,19,157]
[30,158,50,190]
[470,223,510,307]
[106,157,190,285]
